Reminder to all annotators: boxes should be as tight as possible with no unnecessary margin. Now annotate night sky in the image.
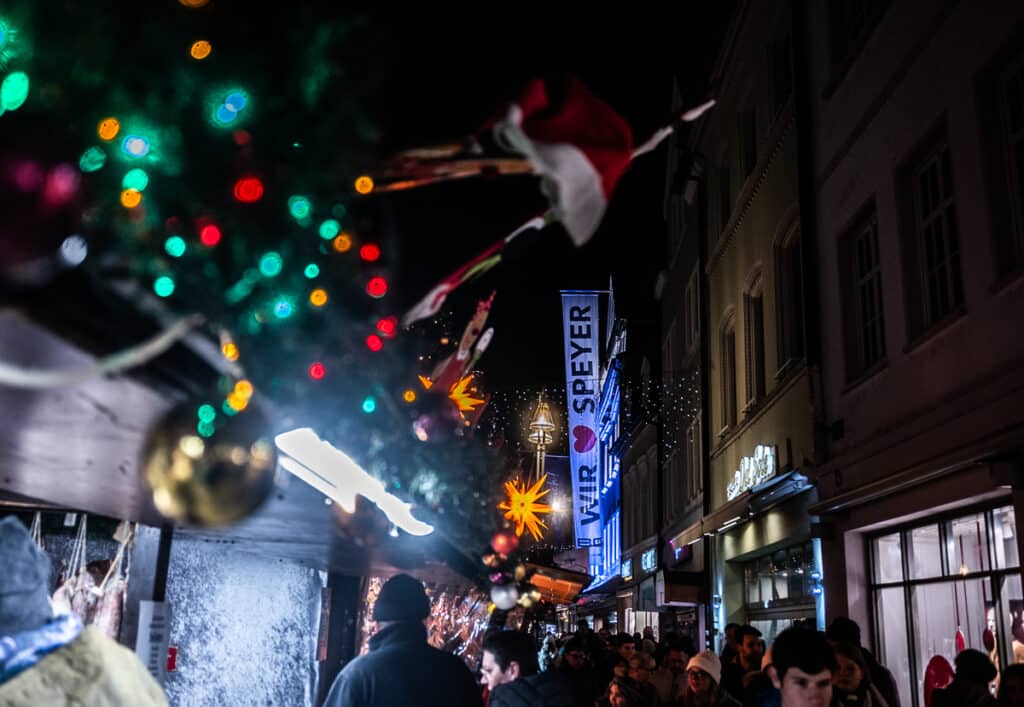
[360,5,735,390]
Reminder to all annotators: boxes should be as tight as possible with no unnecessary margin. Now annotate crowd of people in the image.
[328,574,1024,707]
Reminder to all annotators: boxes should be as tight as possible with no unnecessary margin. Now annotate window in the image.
[999,53,1024,268]
[744,279,766,405]
[664,451,683,523]
[775,228,804,372]
[740,110,758,177]
[686,415,702,501]
[718,163,733,236]
[869,505,1022,707]
[720,315,737,431]
[827,0,890,75]
[841,208,885,379]
[683,268,700,353]
[773,35,792,117]
[662,322,676,386]
[668,193,685,259]
[900,129,964,336]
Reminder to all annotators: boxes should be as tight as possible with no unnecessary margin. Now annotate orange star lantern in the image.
[499,474,552,541]
[448,374,485,414]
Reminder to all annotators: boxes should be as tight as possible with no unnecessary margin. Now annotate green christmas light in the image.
[197,420,216,438]
[288,195,311,220]
[362,396,377,414]
[0,71,28,111]
[122,168,149,191]
[197,404,216,423]
[78,147,106,173]
[318,219,340,240]
[258,251,283,277]
[153,275,175,297]
[164,236,186,258]
[221,400,238,416]
[273,297,295,319]
[304,263,320,279]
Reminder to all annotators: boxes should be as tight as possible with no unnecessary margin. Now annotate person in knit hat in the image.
[323,573,482,707]
[0,515,168,706]
[681,650,742,707]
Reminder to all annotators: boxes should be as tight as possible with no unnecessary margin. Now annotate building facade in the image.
[803,2,1024,705]
[657,81,712,649]
[684,0,825,649]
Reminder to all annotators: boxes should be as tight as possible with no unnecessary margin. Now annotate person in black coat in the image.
[826,617,901,707]
[323,574,482,707]
[482,630,573,707]
[559,635,602,707]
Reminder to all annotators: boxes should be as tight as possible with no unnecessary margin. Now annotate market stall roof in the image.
[0,303,476,584]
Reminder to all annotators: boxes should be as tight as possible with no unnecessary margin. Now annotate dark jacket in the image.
[489,670,574,707]
[861,647,901,707]
[721,661,756,703]
[323,621,482,707]
[930,679,996,707]
[558,661,601,707]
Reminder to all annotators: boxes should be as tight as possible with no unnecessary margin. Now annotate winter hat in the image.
[687,650,722,684]
[0,516,54,637]
[372,573,430,622]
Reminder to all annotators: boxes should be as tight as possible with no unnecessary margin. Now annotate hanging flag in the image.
[397,79,715,326]
[401,215,547,326]
[486,77,634,247]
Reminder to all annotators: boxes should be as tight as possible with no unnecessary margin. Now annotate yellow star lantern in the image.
[448,374,485,414]
[499,474,552,541]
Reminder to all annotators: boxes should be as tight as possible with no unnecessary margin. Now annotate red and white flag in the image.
[486,77,635,247]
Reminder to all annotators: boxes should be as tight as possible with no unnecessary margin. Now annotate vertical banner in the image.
[561,291,602,550]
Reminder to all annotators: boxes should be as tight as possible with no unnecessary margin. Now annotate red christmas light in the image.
[308,362,326,380]
[359,243,381,262]
[200,223,222,246]
[233,130,251,146]
[366,277,387,298]
[233,176,264,203]
[365,334,383,352]
[376,316,398,339]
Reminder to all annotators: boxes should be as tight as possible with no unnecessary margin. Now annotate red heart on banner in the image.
[573,425,596,453]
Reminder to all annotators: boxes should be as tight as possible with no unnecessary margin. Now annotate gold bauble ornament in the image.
[141,400,277,527]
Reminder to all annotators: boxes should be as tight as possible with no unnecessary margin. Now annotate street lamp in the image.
[527,395,555,482]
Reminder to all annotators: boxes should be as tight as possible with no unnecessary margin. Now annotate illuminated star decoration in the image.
[447,374,485,414]
[499,474,552,541]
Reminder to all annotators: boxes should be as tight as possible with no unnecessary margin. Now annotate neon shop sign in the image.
[726,444,777,500]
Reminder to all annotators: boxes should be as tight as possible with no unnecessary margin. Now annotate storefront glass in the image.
[869,503,1022,707]
[742,541,817,644]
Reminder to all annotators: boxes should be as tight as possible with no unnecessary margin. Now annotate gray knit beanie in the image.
[0,516,54,636]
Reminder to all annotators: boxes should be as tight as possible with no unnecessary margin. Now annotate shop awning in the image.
[667,472,812,546]
[666,519,703,550]
[524,562,591,605]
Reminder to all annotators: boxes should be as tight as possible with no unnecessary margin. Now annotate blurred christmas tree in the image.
[0,1,506,558]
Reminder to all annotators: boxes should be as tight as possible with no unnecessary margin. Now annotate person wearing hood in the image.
[324,573,482,707]
[0,515,168,706]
